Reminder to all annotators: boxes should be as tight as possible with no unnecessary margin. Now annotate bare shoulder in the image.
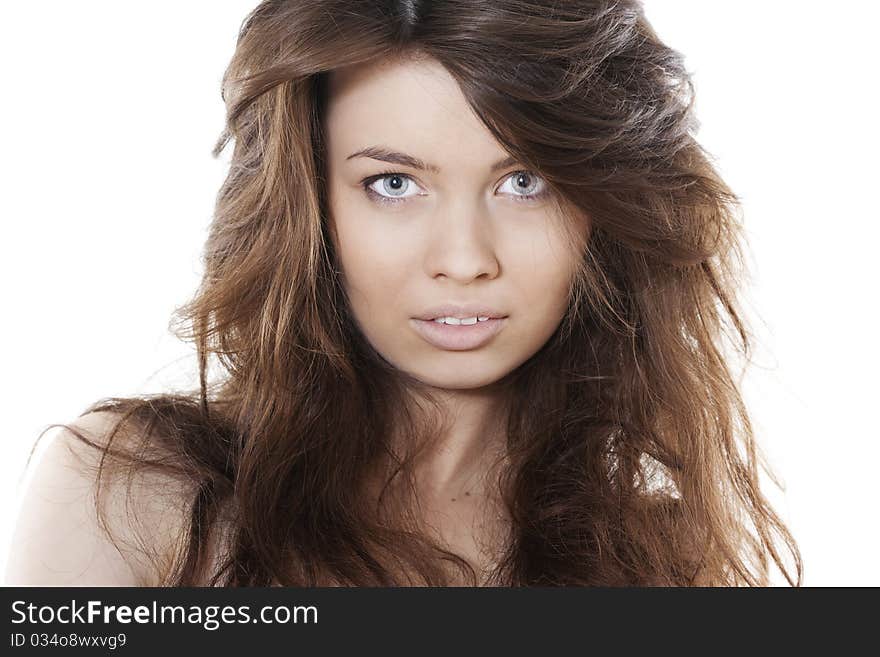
[4,410,198,586]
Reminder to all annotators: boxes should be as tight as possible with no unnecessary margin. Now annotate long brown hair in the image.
[55,0,802,586]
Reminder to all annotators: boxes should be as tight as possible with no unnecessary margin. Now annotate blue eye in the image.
[360,170,550,206]
[361,171,424,205]
[497,171,548,201]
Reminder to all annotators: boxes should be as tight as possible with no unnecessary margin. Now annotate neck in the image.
[412,385,510,503]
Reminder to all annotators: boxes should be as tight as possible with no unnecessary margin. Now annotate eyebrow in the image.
[345,146,519,174]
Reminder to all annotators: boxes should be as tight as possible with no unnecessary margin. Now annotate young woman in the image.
[6,0,802,587]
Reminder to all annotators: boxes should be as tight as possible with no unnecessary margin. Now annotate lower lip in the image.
[410,317,508,351]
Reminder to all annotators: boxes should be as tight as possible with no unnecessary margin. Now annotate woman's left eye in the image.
[361,171,550,206]
[496,171,548,202]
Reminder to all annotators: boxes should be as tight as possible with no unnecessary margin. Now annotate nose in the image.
[423,198,501,283]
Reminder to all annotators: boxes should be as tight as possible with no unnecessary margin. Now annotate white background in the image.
[1,1,877,586]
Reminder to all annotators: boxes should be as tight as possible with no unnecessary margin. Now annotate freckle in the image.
[464,492,470,496]
[451,497,456,502]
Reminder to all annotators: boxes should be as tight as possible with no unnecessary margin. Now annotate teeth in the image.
[432,316,492,325]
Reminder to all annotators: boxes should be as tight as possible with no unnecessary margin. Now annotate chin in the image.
[408,366,510,391]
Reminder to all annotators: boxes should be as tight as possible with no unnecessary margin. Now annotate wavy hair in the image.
[54,0,802,586]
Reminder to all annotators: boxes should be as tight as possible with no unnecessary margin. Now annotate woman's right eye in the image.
[361,172,424,205]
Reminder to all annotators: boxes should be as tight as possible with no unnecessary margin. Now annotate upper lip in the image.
[413,304,508,321]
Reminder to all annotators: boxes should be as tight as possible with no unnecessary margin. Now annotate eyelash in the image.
[359,169,550,206]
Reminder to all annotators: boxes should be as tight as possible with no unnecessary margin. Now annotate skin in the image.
[4,412,195,585]
[324,55,589,574]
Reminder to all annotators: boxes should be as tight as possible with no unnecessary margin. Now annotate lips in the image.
[409,316,507,351]
[413,303,508,321]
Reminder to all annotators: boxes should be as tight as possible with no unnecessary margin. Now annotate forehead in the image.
[326,55,458,114]
[324,56,507,167]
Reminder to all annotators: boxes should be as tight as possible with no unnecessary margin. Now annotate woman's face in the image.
[325,56,588,390]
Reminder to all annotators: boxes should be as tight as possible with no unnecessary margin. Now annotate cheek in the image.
[511,230,577,314]
[334,221,414,335]
[333,207,384,277]
[337,222,410,290]
[516,275,571,358]
[524,267,572,327]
